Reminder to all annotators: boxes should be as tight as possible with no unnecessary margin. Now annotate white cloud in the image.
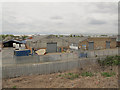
[2,2,118,35]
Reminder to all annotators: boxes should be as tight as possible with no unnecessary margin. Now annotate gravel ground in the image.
[2,65,118,88]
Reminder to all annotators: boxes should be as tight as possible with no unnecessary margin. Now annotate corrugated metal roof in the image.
[19,40,26,44]
[60,37,88,44]
[26,35,88,44]
[27,35,48,42]
[3,40,26,44]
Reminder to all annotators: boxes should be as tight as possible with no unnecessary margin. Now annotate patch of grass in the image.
[101,72,116,77]
[59,73,79,80]
[81,72,94,77]
[68,73,73,75]
[12,85,17,88]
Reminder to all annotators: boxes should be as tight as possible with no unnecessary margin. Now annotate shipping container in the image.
[14,49,30,56]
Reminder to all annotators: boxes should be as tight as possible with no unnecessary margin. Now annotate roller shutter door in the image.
[106,41,110,49]
[88,42,94,50]
[47,42,57,53]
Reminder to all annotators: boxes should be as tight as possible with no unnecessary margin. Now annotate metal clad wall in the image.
[47,42,57,53]
[106,41,110,49]
[2,58,102,78]
[88,42,94,50]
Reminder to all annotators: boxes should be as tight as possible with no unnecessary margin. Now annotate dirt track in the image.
[2,64,118,88]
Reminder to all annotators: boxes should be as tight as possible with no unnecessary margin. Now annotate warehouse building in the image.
[116,35,120,47]
[79,37,116,50]
[26,35,87,53]
[26,35,116,52]
[3,40,26,47]
[26,35,69,53]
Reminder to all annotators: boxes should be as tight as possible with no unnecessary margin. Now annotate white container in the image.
[21,44,25,50]
[15,44,19,49]
[13,43,16,48]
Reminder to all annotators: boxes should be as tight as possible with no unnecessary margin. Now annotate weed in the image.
[81,72,94,77]
[58,74,62,77]
[68,73,73,76]
[12,85,17,88]
[98,55,120,66]
[95,55,97,57]
[101,72,116,77]
[59,73,79,80]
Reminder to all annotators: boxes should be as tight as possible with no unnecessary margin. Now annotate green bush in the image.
[101,72,116,77]
[70,34,72,37]
[81,72,94,77]
[98,55,120,66]
[56,35,58,37]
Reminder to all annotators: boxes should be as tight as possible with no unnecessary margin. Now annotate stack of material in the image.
[13,43,16,48]
[35,49,46,55]
[82,45,86,50]
[15,44,19,50]
[25,44,32,54]
[69,45,78,50]
[66,49,70,53]
[20,44,26,50]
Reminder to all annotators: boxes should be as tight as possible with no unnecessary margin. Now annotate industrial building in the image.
[26,35,117,53]
[26,35,69,53]
[3,40,26,47]
[116,35,120,47]
[79,37,117,50]
[26,35,87,53]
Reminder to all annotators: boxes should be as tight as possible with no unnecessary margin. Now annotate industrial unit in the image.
[26,35,88,53]
[3,40,26,47]
[116,35,120,47]
[79,37,116,50]
[26,35,117,52]
[26,35,69,53]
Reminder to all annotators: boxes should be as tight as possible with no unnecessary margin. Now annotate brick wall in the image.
[79,37,116,50]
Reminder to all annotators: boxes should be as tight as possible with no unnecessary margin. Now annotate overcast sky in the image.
[2,2,118,35]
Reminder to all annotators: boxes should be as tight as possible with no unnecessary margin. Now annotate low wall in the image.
[2,48,119,78]
[87,48,118,58]
[2,57,100,79]
[3,48,118,66]
[0,52,2,90]
[5,52,79,65]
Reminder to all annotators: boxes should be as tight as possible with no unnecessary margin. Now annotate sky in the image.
[1,2,118,35]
